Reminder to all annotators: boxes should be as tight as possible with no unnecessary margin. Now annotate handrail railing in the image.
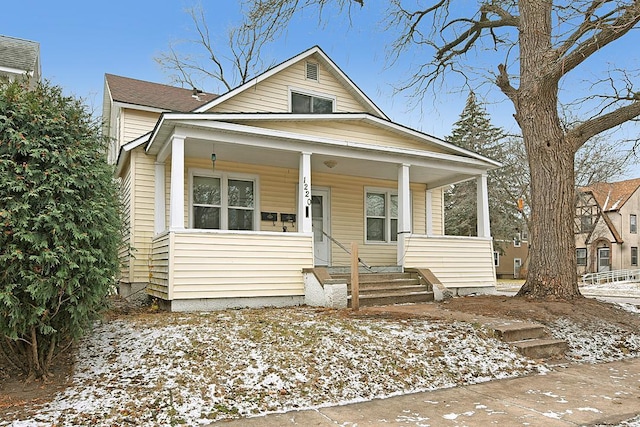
[581,268,640,286]
[312,225,373,271]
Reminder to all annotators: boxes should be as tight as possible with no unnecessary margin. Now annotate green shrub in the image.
[0,78,122,379]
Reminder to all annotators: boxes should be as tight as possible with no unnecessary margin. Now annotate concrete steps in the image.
[329,271,434,308]
[491,322,568,360]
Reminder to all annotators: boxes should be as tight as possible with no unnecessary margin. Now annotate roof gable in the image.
[583,178,640,212]
[0,34,40,77]
[104,74,217,112]
[193,46,388,119]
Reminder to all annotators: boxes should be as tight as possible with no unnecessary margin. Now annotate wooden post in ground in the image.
[351,242,359,311]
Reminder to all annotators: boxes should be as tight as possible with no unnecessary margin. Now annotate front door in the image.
[598,247,610,272]
[311,189,330,266]
[514,258,522,279]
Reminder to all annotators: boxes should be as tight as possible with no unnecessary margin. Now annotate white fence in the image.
[581,269,640,286]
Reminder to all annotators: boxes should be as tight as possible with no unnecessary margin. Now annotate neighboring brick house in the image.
[576,178,640,275]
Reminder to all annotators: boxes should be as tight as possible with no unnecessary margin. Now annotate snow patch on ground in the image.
[1,308,542,427]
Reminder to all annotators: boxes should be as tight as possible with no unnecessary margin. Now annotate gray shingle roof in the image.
[105,74,217,112]
[0,35,40,73]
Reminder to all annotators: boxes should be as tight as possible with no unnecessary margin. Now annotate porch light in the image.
[211,153,216,171]
[323,160,337,169]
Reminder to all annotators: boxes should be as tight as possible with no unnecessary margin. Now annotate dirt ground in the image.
[2,294,639,422]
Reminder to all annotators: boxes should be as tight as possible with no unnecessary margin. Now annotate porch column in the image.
[397,163,411,266]
[298,152,312,233]
[426,189,434,236]
[169,135,185,230]
[154,162,166,234]
[477,173,491,238]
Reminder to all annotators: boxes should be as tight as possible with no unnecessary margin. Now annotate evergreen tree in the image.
[445,92,521,250]
[0,78,122,379]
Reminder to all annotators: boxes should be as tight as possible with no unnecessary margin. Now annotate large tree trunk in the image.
[514,0,582,299]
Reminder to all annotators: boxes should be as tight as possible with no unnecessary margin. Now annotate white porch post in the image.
[397,163,411,266]
[154,162,166,234]
[477,173,491,238]
[426,189,434,236]
[169,135,185,230]
[298,152,312,233]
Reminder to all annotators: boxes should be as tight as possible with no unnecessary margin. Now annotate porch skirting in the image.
[159,295,305,312]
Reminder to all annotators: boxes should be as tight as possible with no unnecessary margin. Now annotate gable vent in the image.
[306,62,319,81]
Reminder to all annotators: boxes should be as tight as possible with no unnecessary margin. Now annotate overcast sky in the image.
[2,0,639,178]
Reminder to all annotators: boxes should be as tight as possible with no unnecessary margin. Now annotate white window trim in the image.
[493,251,500,267]
[364,187,410,245]
[189,168,260,230]
[288,87,336,113]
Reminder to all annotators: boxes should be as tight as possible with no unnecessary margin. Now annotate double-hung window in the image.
[631,214,637,234]
[365,189,401,243]
[632,247,638,266]
[576,248,587,266]
[191,172,257,230]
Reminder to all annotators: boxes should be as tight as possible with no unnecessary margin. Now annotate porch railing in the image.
[581,269,640,286]
[313,225,373,271]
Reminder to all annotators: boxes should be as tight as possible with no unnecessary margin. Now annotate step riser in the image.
[332,274,415,282]
[348,293,434,307]
[347,282,422,291]
[496,327,547,342]
[513,341,569,359]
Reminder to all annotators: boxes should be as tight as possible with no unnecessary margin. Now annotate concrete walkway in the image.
[214,358,640,426]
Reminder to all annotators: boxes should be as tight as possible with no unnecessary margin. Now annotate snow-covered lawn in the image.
[4,307,542,427]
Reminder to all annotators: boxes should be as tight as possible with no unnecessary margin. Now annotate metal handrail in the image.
[312,224,373,271]
[581,268,640,286]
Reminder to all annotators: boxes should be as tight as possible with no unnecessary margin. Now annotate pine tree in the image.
[0,78,123,379]
[445,92,521,250]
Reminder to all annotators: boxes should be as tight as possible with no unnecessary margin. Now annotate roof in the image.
[0,34,40,74]
[105,73,217,112]
[193,45,388,119]
[582,178,640,212]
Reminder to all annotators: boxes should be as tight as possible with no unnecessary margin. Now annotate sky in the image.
[2,1,639,178]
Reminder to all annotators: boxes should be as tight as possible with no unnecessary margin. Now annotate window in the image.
[291,91,334,113]
[493,251,500,267]
[631,214,637,234]
[520,229,529,241]
[576,248,587,266]
[514,234,521,247]
[632,247,638,266]
[365,190,401,243]
[191,172,256,230]
[580,215,592,233]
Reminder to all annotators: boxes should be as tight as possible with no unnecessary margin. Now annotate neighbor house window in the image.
[576,248,587,266]
[365,190,401,243]
[291,91,334,113]
[580,215,592,233]
[493,251,500,267]
[514,234,521,247]
[632,247,638,266]
[631,214,637,233]
[191,172,257,231]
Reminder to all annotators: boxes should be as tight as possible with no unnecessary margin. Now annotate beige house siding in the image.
[207,57,367,114]
[131,150,157,283]
[149,232,171,299]
[122,109,160,142]
[166,160,430,267]
[118,161,133,282]
[430,188,444,235]
[404,236,496,288]
[247,120,447,154]
[170,231,313,299]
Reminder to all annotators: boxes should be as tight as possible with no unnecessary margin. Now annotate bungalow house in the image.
[0,34,41,88]
[576,178,640,275]
[103,46,500,311]
[494,230,529,280]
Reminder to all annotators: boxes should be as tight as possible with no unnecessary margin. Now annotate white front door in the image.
[598,247,610,272]
[514,258,522,279]
[311,189,330,266]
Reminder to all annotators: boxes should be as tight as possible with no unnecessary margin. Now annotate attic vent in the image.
[306,62,319,81]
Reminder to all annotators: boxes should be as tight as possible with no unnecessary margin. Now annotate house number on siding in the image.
[303,177,311,217]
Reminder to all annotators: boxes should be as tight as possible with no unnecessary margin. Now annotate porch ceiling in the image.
[185,137,472,187]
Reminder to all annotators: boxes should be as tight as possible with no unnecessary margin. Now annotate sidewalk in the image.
[214,358,640,426]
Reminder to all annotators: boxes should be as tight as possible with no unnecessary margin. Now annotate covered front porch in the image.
[143,114,498,310]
